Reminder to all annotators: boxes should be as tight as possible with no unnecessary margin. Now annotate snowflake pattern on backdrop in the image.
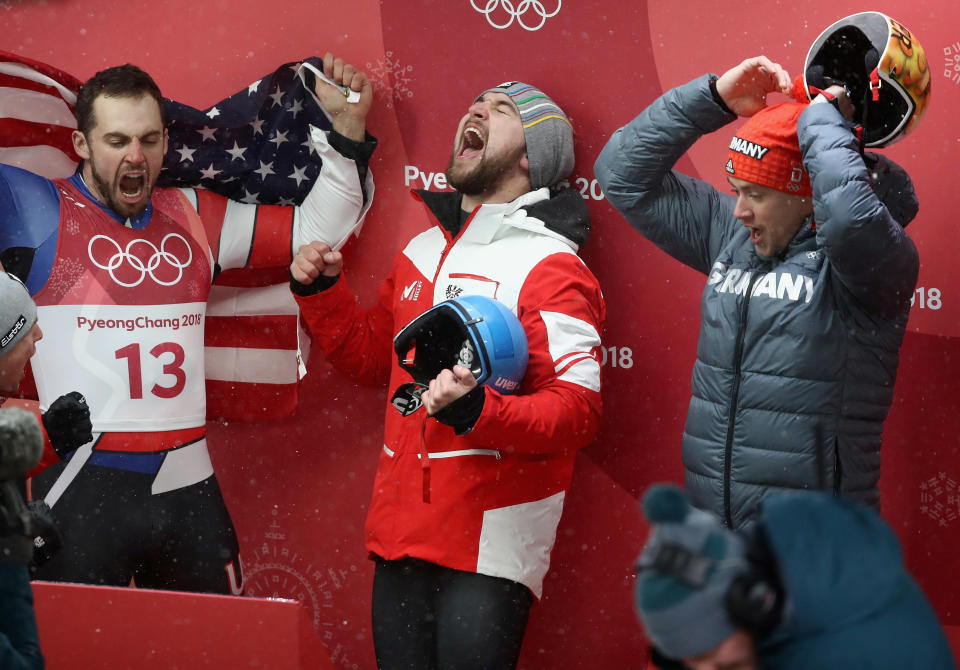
[366,51,414,109]
[945,42,960,85]
[244,509,360,669]
[919,472,960,526]
[45,257,88,298]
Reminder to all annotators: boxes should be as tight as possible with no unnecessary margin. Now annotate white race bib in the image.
[32,302,207,432]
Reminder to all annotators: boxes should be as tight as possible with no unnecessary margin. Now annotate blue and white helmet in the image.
[394,295,529,395]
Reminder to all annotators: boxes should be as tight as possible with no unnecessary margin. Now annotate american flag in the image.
[158,56,333,205]
[0,50,330,420]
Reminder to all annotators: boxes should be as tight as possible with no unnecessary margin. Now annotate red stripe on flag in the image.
[214,266,291,288]
[195,190,228,262]
[206,379,298,421]
[0,50,83,91]
[248,204,294,268]
[0,51,82,164]
[0,72,75,102]
[205,314,300,349]
[0,118,77,156]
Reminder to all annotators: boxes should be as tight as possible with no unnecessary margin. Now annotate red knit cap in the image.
[724,102,811,197]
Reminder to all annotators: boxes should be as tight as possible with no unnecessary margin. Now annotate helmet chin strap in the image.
[857,47,882,155]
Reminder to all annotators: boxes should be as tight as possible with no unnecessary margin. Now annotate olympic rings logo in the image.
[469,0,561,31]
[88,233,193,288]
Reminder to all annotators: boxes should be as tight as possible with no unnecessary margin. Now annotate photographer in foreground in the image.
[634,484,954,669]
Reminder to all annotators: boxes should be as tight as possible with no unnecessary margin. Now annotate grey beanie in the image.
[481,81,574,190]
[0,406,43,565]
[634,484,749,660]
[0,406,43,481]
[0,273,36,355]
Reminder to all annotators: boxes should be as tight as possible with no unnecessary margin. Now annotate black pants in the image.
[31,463,242,594]
[371,556,534,670]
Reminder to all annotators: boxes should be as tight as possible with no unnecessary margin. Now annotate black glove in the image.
[42,391,93,460]
[863,152,919,228]
[431,384,486,435]
[27,499,61,573]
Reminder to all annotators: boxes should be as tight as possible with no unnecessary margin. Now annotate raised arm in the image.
[291,52,377,252]
[181,53,378,273]
[799,97,919,317]
[594,57,790,274]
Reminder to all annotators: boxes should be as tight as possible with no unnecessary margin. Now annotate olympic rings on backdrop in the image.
[469,0,561,31]
[87,233,193,287]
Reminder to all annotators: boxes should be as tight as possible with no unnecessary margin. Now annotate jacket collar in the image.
[779,217,818,261]
[412,186,591,251]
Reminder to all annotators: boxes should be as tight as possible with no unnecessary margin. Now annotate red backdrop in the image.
[6,1,960,667]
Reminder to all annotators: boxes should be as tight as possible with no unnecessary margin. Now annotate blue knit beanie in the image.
[634,484,748,660]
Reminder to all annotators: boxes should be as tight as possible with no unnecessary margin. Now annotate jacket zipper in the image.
[833,438,843,495]
[432,210,477,286]
[723,272,761,527]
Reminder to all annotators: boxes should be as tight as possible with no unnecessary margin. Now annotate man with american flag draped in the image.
[0,51,375,594]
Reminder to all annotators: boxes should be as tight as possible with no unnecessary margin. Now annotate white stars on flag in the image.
[226,142,247,161]
[176,146,197,163]
[288,165,309,186]
[254,161,275,179]
[197,126,218,142]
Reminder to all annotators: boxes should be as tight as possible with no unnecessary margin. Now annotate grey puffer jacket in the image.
[594,75,919,528]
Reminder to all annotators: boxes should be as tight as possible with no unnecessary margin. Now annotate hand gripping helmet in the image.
[803,12,931,147]
[394,295,529,396]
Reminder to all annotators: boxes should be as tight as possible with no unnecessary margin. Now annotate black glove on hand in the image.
[432,385,486,435]
[863,152,919,228]
[27,499,61,573]
[42,391,93,460]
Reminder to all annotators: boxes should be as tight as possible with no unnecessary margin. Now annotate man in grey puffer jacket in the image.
[594,56,919,528]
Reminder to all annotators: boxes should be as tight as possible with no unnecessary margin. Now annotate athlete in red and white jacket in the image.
[292,81,604,670]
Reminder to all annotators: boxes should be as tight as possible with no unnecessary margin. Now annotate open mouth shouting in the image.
[118,171,147,203]
[458,126,486,160]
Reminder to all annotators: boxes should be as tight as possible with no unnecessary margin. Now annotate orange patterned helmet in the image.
[803,12,931,147]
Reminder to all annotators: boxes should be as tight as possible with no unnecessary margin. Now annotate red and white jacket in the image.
[295,186,605,597]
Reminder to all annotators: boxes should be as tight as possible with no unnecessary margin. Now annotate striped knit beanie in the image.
[481,81,574,190]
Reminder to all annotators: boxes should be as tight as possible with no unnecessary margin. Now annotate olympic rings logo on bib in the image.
[469,0,561,31]
[87,233,193,287]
